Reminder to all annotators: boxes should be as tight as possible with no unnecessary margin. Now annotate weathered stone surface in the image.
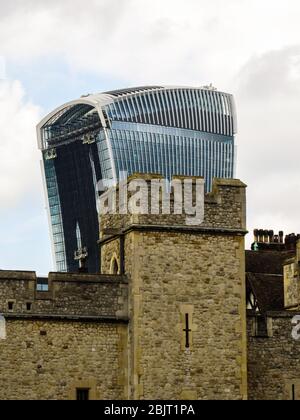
[247,312,300,400]
[0,320,127,400]
[100,176,248,400]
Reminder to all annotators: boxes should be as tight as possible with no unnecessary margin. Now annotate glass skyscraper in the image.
[37,86,237,273]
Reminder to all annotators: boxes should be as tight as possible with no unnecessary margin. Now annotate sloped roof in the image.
[246,250,293,275]
[247,272,284,313]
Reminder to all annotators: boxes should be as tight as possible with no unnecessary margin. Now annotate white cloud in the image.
[235,46,300,246]
[0,79,41,206]
[1,0,300,87]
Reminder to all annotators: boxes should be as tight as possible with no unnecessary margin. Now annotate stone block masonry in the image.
[247,312,300,400]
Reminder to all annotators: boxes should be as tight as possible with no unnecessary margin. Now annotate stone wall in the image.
[247,312,300,400]
[284,242,300,309]
[0,319,127,400]
[0,271,129,400]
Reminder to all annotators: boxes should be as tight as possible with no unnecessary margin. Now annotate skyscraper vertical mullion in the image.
[207,91,214,133]
[223,95,228,136]
[141,94,151,125]
[185,89,192,130]
[164,135,169,179]
[209,91,214,133]
[204,139,208,185]
[146,132,152,173]
[179,90,186,129]
[221,94,227,137]
[158,134,163,175]
[165,90,174,127]
[158,91,168,127]
[164,90,173,127]
[199,90,207,132]
[170,136,173,178]
[205,90,212,133]
[170,90,180,128]
[122,99,132,121]
[217,93,224,135]
[114,102,122,120]
[142,133,148,173]
[222,143,226,178]
[125,97,134,122]
[174,90,183,128]
[227,94,233,136]
[179,90,188,130]
[196,136,200,174]
[127,131,133,175]
[147,93,158,125]
[111,102,120,120]
[216,91,223,135]
[136,95,147,124]
[147,132,152,173]
[212,92,219,134]
[187,137,191,175]
[151,91,163,126]
[151,92,165,126]
[194,138,197,176]
[194,90,201,131]
[226,95,232,136]
[129,96,139,123]
[183,136,186,175]
[121,130,127,174]
[186,89,194,131]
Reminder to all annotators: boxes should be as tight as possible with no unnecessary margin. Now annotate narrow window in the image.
[255,316,269,338]
[26,303,32,312]
[110,257,119,275]
[76,388,90,401]
[8,302,14,311]
[183,314,192,349]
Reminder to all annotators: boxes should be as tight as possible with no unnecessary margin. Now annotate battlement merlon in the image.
[99,174,247,237]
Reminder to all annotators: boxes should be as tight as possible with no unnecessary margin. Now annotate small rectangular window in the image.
[8,302,14,311]
[76,388,90,401]
[254,316,269,338]
[37,278,49,292]
[26,303,32,311]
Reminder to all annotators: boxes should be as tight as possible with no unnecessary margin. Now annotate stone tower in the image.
[99,174,248,400]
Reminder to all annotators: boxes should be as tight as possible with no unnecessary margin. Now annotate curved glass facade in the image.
[38,86,237,273]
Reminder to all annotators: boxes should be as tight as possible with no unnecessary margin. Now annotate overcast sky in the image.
[1,0,300,273]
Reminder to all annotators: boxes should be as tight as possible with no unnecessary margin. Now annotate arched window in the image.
[110,256,119,275]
